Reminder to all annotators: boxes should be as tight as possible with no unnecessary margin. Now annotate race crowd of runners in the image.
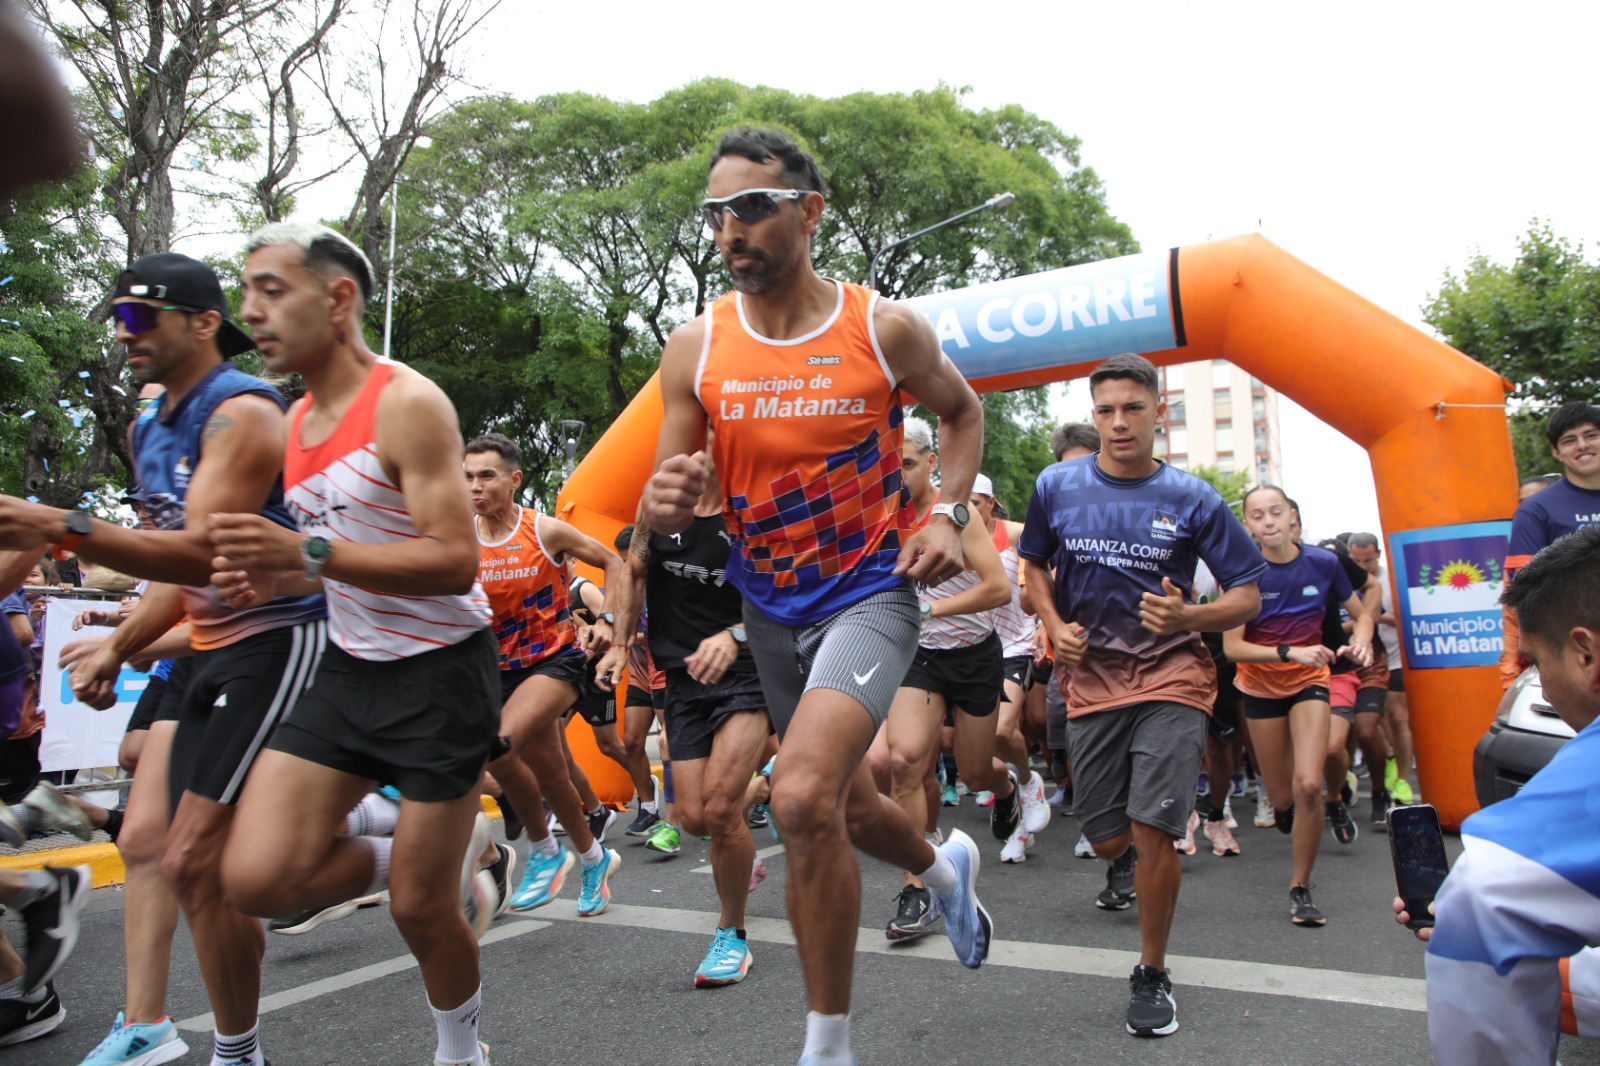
[0,125,1596,1066]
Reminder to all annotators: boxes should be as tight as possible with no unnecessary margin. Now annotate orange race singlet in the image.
[697,280,911,626]
[477,506,578,670]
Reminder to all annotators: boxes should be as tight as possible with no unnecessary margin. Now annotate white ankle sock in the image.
[533,834,559,858]
[917,846,957,896]
[210,1023,263,1065]
[429,986,483,1064]
[580,840,604,867]
[364,836,393,896]
[802,1011,851,1062]
[344,792,400,836]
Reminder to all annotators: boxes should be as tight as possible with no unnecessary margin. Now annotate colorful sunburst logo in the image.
[1435,560,1485,589]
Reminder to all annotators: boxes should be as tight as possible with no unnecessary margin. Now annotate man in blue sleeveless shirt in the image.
[0,253,324,1066]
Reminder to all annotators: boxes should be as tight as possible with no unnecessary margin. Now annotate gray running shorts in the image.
[1068,700,1207,843]
[743,584,920,739]
[1045,664,1068,750]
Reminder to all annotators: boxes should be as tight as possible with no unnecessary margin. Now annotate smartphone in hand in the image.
[1388,803,1450,929]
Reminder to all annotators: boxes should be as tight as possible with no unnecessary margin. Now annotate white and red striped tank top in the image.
[283,359,491,661]
[990,521,1035,658]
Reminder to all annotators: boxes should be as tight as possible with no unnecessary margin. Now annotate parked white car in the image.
[1472,667,1575,808]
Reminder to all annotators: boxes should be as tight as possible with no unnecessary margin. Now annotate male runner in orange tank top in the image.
[644,127,990,1066]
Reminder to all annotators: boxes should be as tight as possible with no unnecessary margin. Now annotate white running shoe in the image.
[1019,770,1051,835]
[1254,793,1276,829]
[1000,824,1030,863]
[1223,797,1239,830]
[1173,810,1198,855]
[1074,832,1096,859]
[460,813,495,939]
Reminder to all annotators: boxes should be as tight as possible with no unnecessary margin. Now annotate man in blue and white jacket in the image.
[1414,523,1600,1064]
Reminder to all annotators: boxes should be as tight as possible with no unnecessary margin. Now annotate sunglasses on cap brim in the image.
[699,188,809,231]
[111,302,200,334]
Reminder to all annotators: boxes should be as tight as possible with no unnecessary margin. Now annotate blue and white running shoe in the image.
[77,1012,188,1065]
[694,926,753,987]
[928,828,991,968]
[509,846,574,912]
[576,848,620,917]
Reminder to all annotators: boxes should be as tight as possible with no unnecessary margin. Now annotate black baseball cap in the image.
[113,252,256,357]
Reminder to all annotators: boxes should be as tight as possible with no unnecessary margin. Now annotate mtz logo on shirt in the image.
[1151,511,1179,540]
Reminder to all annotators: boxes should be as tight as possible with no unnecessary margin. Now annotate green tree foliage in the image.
[394,81,1136,506]
[1186,464,1252,517]
[1425,221,1600,476]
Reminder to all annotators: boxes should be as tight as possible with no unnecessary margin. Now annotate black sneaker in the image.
[498,795,524,841]
[267,892,384,935]
[885,884,941,941]
[1095,846,1138,910]
[0,982,64,1047]
[587,806,618,844]
[1125,965,1178,1037]
[1327,801,1358,845]
[990,771,1021,841]
[19,865,90,992]
[488,842,516,919]
[1369,789,1390,826]
[1275,805,1296,836]
[625,807,661,838]
[1290,884,1326,927]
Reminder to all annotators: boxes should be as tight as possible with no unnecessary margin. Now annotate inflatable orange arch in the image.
[558,233,1514,830]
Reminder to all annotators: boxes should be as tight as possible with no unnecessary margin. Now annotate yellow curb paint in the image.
[0,843,126,887]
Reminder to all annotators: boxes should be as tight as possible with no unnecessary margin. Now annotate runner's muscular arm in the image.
[209,370,479,596]
[1338,590,1375,667]
[63,582,186,710]
[927,519,1010,618]
[610,501,651,649]
[0,548,47,597]
[877,301,983,585]
[0,394,286,586]
[1022,557,1087,666]
[1222,624,1335,667]
[536,514,625,654]
[644,321,710,537]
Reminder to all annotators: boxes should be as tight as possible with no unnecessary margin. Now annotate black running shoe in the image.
[1369,789,1390,826]
[1327,801,1358,845]
[1290,884,1326,927]
[1095,846,1138,911]
[488,842,516,919]
[0,982,64,1047]
[885,884,941,941]
[587,806,617,844]
[267,892,384,935]
[625,807,661,838]
[1126,965,1178,1037]
[990,771,1021,841]
[19,865,90,992]
[747,803,770,830]
[1275,805,1296,836]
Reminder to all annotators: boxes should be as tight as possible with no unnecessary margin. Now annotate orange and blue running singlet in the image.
[477,506,578,670]
[697,280,911,626]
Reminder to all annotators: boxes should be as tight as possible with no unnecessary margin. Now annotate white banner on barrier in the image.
[38,598,144,772]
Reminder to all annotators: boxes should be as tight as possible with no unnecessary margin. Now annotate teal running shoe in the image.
[577,848,620,916]
[509,846,573,912]
[645,821,681,855]
[694,926,753,987]
[77,1012,188,1065]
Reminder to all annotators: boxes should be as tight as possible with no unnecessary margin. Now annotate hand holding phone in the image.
[1388,803,1450,930]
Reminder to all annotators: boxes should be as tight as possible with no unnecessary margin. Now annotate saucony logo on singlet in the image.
[852,662,881,686]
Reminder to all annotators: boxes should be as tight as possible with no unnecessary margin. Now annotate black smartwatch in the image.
[1277,643,1292,663]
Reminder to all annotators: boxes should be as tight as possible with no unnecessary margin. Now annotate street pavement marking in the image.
[175,919,551,1033]
[691,843,786,874]
[533,903,1428,1013]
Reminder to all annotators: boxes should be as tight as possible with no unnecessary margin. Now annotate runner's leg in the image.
[118,719,181,1023]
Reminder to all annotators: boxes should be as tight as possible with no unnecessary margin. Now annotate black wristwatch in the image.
[53,511,93,561]
[1277,643,1292,663]
[726,625,747,644]
[597,611,616,626]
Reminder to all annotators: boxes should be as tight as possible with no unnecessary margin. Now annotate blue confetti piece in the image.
[57,399,70,407]
[42,459,48,470]
[20,410,34,419]
[25,496,37,504]
[8,356,21,363]
[77,371,89,378]
[0,277,12,287]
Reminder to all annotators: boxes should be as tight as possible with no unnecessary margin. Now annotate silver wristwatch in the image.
[301,535,333,580]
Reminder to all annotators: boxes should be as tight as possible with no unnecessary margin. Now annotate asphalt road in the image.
[8,779,1598,1066]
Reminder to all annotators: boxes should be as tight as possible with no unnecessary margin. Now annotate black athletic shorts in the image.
[900,632,1005,718]
[1333,686,1387,723]
[168,623,324,813]
[1240,685,1331,721]
[566,657,617,728]
[499,647,587,705]
[662,664,767,762]
[269,626,500,803]
[0,731,42,804]
[125,658,192,734]
[625,684,654,709]
[1388,670,1405,693]
[1001,654,1032,696]
[1210,658,1241,741]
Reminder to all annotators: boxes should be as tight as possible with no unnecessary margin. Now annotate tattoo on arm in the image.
[201,412,233,447]
[631,515,651,565]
